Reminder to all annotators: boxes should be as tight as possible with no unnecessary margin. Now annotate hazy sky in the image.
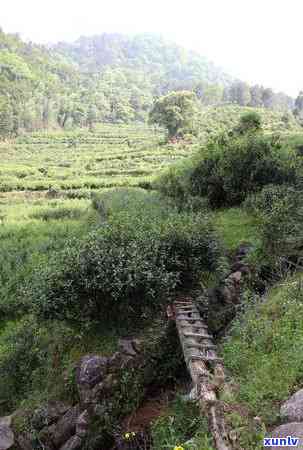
[1,0,302,96]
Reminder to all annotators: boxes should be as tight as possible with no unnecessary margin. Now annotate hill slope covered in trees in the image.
[1,28,302,138]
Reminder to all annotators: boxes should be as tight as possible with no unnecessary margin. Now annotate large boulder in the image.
[118,339,138,357]
[41,405,81,449]
[281,389,303,422]
[76,355,108,405]
[268,422,303,449]
[0,424,14,450]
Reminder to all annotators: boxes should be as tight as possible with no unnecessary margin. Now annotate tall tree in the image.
[229,81,251,106]
[295,91,303,112]
[149,91,199,139]
[249,85,264,107]
[262,88,275,109]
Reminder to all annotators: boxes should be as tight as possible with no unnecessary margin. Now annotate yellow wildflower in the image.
[174,446,184,450]
[124,431,136,440]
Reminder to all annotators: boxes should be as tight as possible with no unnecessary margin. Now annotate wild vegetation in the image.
[0,108,302,448]
[1,23,303,450]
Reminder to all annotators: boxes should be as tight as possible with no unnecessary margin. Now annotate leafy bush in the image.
[240,185,303,290]
[25,189,223,324]
[245,185,303,265]
[189,132,298,208]
[234,111,262,134]
[263,208,302,265]
[153,160,194,203]
[156,116,300,208]
[244,184,296,215]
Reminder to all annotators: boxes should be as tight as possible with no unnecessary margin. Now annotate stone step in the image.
[187,355,223,363]
[177,314,202,320]
[183,332,212,339]
[185,343,216,350]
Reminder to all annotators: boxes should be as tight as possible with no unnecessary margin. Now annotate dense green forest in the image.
[1,28,303,139]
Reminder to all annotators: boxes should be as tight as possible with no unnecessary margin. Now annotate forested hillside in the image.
[1,28,302,139]
[53,33,232,90]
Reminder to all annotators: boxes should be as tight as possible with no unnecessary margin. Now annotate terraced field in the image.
[0,124,195,193]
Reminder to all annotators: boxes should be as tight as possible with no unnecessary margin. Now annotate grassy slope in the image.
[223,274,303,423]
[212,207,261,251]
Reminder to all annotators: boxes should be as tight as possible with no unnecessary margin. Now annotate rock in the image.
[90,374,117,403]
[0,424,14,450]
[236,243,251,257]
[268,422,303,449]
[76,355,108,405]
[15,433,33,450]
[45,405,81,448]
[281,389,303,422]
[132,339,143,354]
[32,401,71,430]
[59,435,82,450]
[228,271,242,284]
[221,285,237,304]
[230,262,250,274]
[0,418,12,428]
[77,355,108,388]
[118,339,138,356]
[109,352,123,371]
[108,351,139,371]
[76,410,89,438]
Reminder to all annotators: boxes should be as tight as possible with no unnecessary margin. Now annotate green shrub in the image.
[245,185,303,266]
[155,117,300,209]
[25,190,223,324]
[244,184,297,216]
[189,132,298,208]
[260,190,302,264]
[235,112,262,134]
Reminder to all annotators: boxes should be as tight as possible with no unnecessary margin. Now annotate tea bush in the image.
[25,190,223,324]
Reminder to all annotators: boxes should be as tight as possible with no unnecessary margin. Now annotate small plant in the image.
[235,112,262,134]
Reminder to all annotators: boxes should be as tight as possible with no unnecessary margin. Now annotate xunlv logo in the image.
[264,436,299,446]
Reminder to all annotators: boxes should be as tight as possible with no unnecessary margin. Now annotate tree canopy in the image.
[149,91,199,139]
